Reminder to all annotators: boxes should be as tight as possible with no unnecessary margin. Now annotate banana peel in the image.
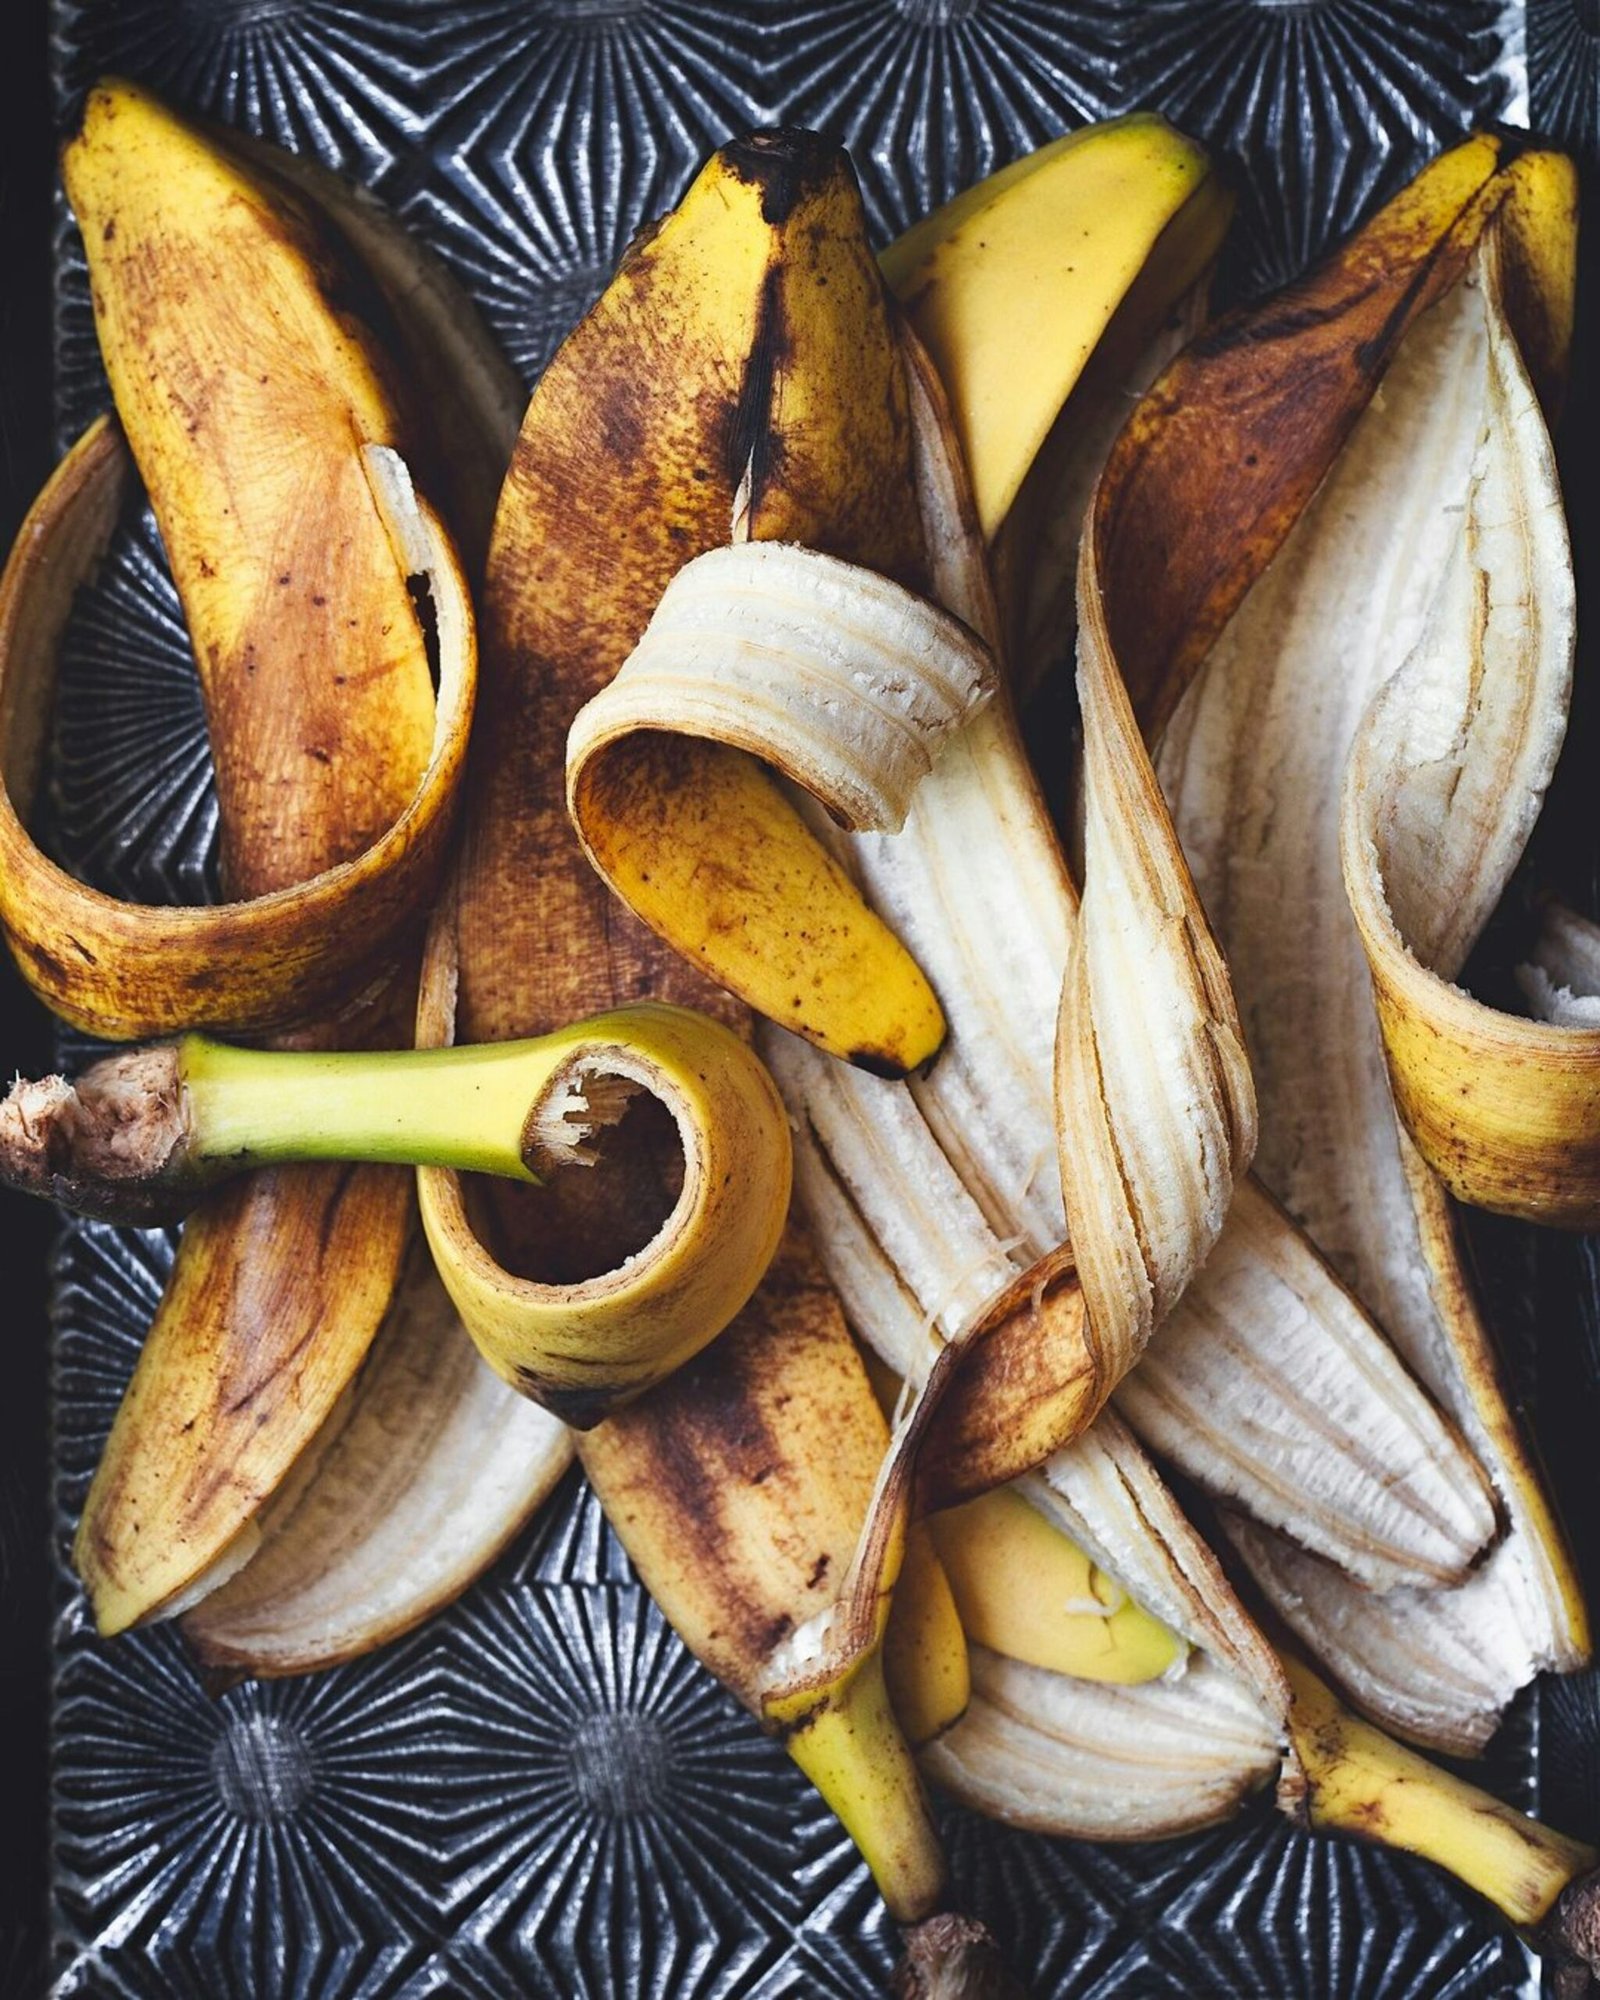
[500,128,951,1080]
[36,80,471,1637]
[0,1002,792,1407]
[31,84,579,1656]
[0,81,477,1043]
[1103,135,1589,1749]
[881,111,1230,546]
[421,128,991,1956]
[1336,159,1595,1229]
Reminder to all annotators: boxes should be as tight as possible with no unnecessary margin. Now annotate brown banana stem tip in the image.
[1544,1867,1600,1996]
[891,1914,1030,2000]
[0,1047,194,1222]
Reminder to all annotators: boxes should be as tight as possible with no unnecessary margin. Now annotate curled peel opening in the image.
[416,950,794,1425]
[568,541,995,836]
[0,417,476,1041]
[563,539,992,1072]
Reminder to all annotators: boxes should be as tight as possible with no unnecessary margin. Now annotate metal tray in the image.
[38,4,1600,1994]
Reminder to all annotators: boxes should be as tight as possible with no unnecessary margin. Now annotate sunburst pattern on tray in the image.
[53,508,220,906]
[40,3,1598,1996]
[1114,0,1514,297]
[1529,0,1600,150]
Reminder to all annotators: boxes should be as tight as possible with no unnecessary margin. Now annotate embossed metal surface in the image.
[43,4,1600,1995]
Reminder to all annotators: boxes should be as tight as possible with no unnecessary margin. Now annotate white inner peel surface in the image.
[1156,259,1583,1745]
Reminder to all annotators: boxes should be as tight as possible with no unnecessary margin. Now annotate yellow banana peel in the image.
[883,111,1230,544]
[0,80,477,1043]
[507,129,951,1079]
[414,991,793,1415]
[0,999,791,1418]
[1282,1651,1598,1941]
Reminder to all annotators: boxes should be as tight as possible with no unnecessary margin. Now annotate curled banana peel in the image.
[0,417,474,1041]
[0,998,791,1412]
[427,128,1002,1964]
[566,540,989,1074]
[1336,158,1596,1228]
[0,81,476,1042]
[44,81,549,1649]
[532,127,957,1081]
[1108,133,1589,1751]
[1282,1650,1600,1988]
[414,985,792,1415]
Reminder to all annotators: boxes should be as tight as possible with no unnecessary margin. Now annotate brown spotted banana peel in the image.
[554,125,1300,1844]
[19,82,577,1658]
[726,127,1584,1877]
[43,78,467,1640]
[553,120,1519,1858]
[1126,138,1590,1755]
[878,129,1577,1772]
[0,81,476,1043]
[415,130,1011,1972]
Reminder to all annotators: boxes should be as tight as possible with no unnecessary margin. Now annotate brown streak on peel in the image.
[1094,149,1507,742]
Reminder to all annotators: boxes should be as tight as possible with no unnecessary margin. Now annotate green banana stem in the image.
[0,1001,740,1222]
[180,1034,554,1179]
[774,1647,948,1926]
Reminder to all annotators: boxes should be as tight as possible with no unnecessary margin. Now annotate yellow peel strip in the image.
[568,540,994,837]
[1339,209,1591,1228]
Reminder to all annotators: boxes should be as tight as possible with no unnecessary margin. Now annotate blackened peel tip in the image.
[523,1370,616,1433]
[722,127,842,225]
[846,1047,913,1082]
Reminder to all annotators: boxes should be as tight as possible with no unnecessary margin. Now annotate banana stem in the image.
[180,1035,553,1179]
[775,1649,948,1926]
[0,1001,742,1224]
[1284,1653,1597,1938]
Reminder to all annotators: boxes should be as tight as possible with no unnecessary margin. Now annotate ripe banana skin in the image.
[880,111,1231,545]
[424,127,998,1963]
[1335,151,1597,1230]
[0,81,476,1042]
[42,79,476,1639]
[1283,1651,1600,1981]
[482,126,952,1081]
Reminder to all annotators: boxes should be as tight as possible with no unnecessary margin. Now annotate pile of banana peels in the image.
[5,76,1600,1995]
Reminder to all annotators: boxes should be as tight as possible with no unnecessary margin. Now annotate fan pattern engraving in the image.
[44,3,1595,1995]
